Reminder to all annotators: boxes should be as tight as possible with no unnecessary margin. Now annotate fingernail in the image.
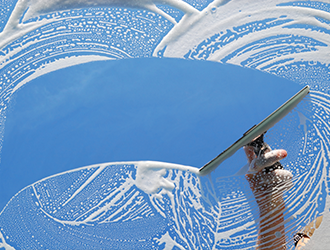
[278,150,287,158]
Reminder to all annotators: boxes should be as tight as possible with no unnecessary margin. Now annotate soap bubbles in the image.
[0,0,330,249]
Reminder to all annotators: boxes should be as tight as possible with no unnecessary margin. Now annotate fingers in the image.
[249,149,287,173]
[244,145,255,163]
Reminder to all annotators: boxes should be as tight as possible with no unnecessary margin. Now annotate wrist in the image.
[294,233,310,248]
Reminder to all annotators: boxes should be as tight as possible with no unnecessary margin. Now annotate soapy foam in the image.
[0,0,330,249]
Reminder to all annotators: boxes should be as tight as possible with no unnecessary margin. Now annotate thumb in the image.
[249,149,287,173]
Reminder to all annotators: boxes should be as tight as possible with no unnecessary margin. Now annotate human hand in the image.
[244,134,293,250]
[244,135,292,195]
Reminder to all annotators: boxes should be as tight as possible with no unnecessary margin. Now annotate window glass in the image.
[0,1,329,249]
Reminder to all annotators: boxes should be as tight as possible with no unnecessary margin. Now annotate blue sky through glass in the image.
[0,57,301,210]
[0,0,330,249]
